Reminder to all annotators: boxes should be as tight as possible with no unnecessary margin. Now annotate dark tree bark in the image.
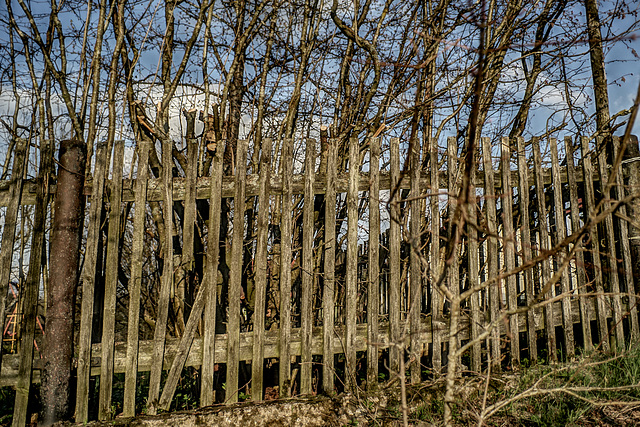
[41,140,86,425]
[585,0,612,142]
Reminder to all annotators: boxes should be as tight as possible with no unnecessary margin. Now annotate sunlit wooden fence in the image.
[1,133,639,423]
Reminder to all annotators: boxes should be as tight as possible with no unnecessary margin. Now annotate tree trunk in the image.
[585,0,611,142]
[41,140,86,425]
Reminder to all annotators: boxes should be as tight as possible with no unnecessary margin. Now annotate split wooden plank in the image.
[301,139,316,395]
[531,137,557,362]
[323,138,337,394]
[429,137,442,374]
[580,136,609,351]
[500,137,520,367]
[480,137,501,370]
[123,140,151,417]
[549,138,575,359]
[200,141,226,406]
[158,277,208,410]
[279,138,294,397]
[226,139,248,403]
[0,138,27,375]
[75,141,110,422]
[596,142,624,347]
[11,139,44,427]
[612,137,639,340]
[388,138,401,376]
[409,138,422,383]
[251,138,273,401]
[99,140,125,420]
[147,138,177,414]
[468,144,481,372]
[367,137,381,389]
[565,136,592,351]
[346,136,359,388]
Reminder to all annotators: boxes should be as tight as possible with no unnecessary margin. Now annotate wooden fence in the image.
[1,134,639,424]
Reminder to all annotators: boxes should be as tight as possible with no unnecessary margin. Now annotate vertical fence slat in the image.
[446,137,460,350]
[581,136,609,351]
[300,139,316,395]
[201,141,226,406]
[429,137,442,373]
[76,141,109,422]
[367,136,380,389]
[346,136,359,387]
[612,137,640,340]
[389,138,401,376]
[0,138,26,374]
[147,139,177,414]
[468,145,481,372]
[123,140,150,417]
[532,137,557,362]
[596,141,625,347]
[227,139,248,403]
[279,138,294,396]
[98,140,125,420]
[323,138,337,393]
[148,139,177,413]
[501,137,520,367]
[251,138,273,401]
[549,137,575,359]
[409,138,422,383]
[565,136,592,350]
[12,140,47,427]
[516,136,537,363]
[481,137,501,370]
[182,135,199,269]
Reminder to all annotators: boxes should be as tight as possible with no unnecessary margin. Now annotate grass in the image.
[483,344,640,426]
